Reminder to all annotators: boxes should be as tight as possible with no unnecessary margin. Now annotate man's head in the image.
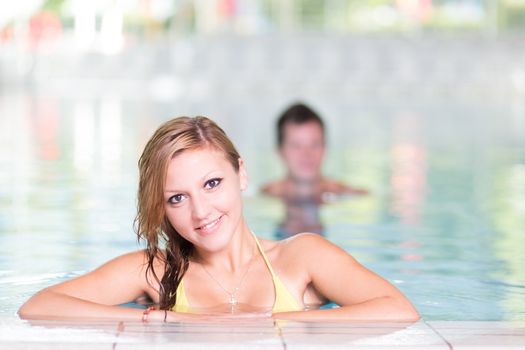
[276,103,326,182]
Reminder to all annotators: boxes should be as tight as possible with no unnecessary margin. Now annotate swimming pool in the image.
[1,36,524,325]
[1,87,523,323]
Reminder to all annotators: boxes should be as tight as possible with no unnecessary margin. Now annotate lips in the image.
[195,215,223,236]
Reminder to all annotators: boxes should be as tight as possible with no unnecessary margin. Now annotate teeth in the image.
[201,217,219,230]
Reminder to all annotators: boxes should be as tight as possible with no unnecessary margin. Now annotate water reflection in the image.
[274,195,324,239]
[489,162,525,320]
[99,97,122,183]
[33,97,60,161]
[73,102,95,172]
[389,111,427,226]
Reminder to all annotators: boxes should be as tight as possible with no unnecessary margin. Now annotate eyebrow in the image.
[164,170,222,193]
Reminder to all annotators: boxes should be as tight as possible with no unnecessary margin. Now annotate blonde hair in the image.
[135,116,240,309]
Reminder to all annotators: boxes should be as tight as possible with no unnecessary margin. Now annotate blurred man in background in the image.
[261,102,368,237]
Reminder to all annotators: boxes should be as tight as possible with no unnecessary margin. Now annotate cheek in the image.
[217,183,244,215]
[281,148,301,162]
[219,188,242,209]
[165,206,189,233]
[312,148,325,161]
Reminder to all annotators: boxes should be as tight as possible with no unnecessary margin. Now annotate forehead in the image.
[165,148,235,189]
[167,147,235,177]
[171,146,228,164]
[282,121,324,139]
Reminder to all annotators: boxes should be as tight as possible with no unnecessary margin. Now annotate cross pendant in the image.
[229,294,237,305]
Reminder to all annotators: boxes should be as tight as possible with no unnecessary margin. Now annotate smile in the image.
[196,215,223,235]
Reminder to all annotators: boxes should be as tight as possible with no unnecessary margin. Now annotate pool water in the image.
[1,47,524,321]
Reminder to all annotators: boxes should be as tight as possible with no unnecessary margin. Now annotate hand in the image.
[164,310,272,323]
[212,310,272,319]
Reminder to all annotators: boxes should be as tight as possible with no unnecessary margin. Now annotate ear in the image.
[238,158,248,191]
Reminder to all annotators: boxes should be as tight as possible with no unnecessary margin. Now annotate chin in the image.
[197,230,234,252]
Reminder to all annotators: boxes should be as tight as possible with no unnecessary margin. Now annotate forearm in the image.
[18,290,220,323]
[273,297,420,322]
[18,290,152,321]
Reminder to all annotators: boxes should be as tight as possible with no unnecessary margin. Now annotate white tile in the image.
[278,320,449,349]
[117,341,282,350]
[428,321,525,334]
[4,320,523,349]
[3,344,113,350]
[0,321,120,343]
[427,321,525,349]
[123,318,276,333]
[449,336,525,349]
[116,320,282,349]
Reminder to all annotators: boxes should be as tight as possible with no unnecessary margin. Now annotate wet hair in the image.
[134,116,241,310]
[276,102,325,147]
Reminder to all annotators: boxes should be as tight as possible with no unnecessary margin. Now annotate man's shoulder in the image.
[321,177,368,195]
[320,177,348,193]
[260,179,287,197]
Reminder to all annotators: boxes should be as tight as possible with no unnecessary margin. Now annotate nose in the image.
[190,192,212,223]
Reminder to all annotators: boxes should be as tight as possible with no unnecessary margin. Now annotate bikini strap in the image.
[252,233,278,278]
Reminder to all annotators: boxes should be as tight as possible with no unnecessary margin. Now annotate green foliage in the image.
[41,0,67,13]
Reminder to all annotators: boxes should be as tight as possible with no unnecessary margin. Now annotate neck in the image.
[284,175,324,200]
[287,173,322,186]
[195,222,256,273]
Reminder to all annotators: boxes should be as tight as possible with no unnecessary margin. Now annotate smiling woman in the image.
[17,116,419,322]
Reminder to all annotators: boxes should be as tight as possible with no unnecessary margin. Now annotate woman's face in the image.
[163,147,247,252]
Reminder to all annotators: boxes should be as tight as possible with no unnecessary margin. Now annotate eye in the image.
[167,194,186,204]
[204,177,222,190]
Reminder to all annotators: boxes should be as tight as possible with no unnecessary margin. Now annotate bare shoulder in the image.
[321,178,349,193]
[94,249,165,279]
[322,178,369,196]
[284,232,327,247]
[95,250,168,294]
[263,234,357,287]
[102,249,148,268]
[277,233,348,261]
[257,233,346,259]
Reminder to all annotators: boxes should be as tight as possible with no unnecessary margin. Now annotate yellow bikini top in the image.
[171,234,303,313]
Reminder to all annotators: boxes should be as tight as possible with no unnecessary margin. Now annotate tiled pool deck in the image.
[1,318,524,349]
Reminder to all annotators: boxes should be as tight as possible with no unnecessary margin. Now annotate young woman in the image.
[18,116,419,322]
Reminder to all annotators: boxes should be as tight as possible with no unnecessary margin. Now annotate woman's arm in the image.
[273,234,420,322]
[18,250,164,321]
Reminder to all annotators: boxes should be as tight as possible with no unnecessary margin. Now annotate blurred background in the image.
[0,0,524,321]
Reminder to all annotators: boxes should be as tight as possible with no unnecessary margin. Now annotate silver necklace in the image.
[200,244,257,310]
